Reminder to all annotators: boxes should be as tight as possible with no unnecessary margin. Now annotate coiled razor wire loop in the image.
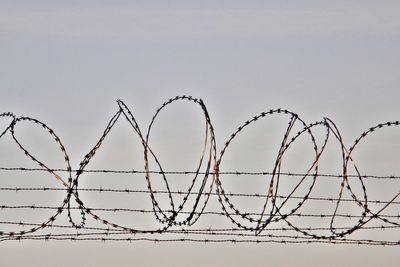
[143,96,217,227]
[2,115,75,236]
[215,111,329,235]
[0,95,399,244]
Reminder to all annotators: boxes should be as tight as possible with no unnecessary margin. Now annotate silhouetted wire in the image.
[2,167,400,179]
[0,96,399,244]
[0,188,399,204]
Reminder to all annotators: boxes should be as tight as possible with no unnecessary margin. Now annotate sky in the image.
[0,1,399,266]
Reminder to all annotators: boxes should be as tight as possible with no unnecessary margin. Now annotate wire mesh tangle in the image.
[0,95,399,245]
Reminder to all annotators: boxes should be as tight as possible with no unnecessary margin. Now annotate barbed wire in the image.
[0,187,399,204]
[0,96,399,244]
[1,167,400,179]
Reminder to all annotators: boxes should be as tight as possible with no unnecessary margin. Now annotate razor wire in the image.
[0,95,399,244]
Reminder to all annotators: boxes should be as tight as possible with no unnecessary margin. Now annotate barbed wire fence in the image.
[0,95,399,245]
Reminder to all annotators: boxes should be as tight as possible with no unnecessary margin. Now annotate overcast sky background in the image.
[0,1,400,266]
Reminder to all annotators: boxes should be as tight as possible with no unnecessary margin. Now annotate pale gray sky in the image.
[0,1,399,266]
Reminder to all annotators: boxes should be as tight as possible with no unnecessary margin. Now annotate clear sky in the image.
[0,1,399,266]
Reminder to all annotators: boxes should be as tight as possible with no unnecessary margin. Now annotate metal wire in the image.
[0,96,399,245]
